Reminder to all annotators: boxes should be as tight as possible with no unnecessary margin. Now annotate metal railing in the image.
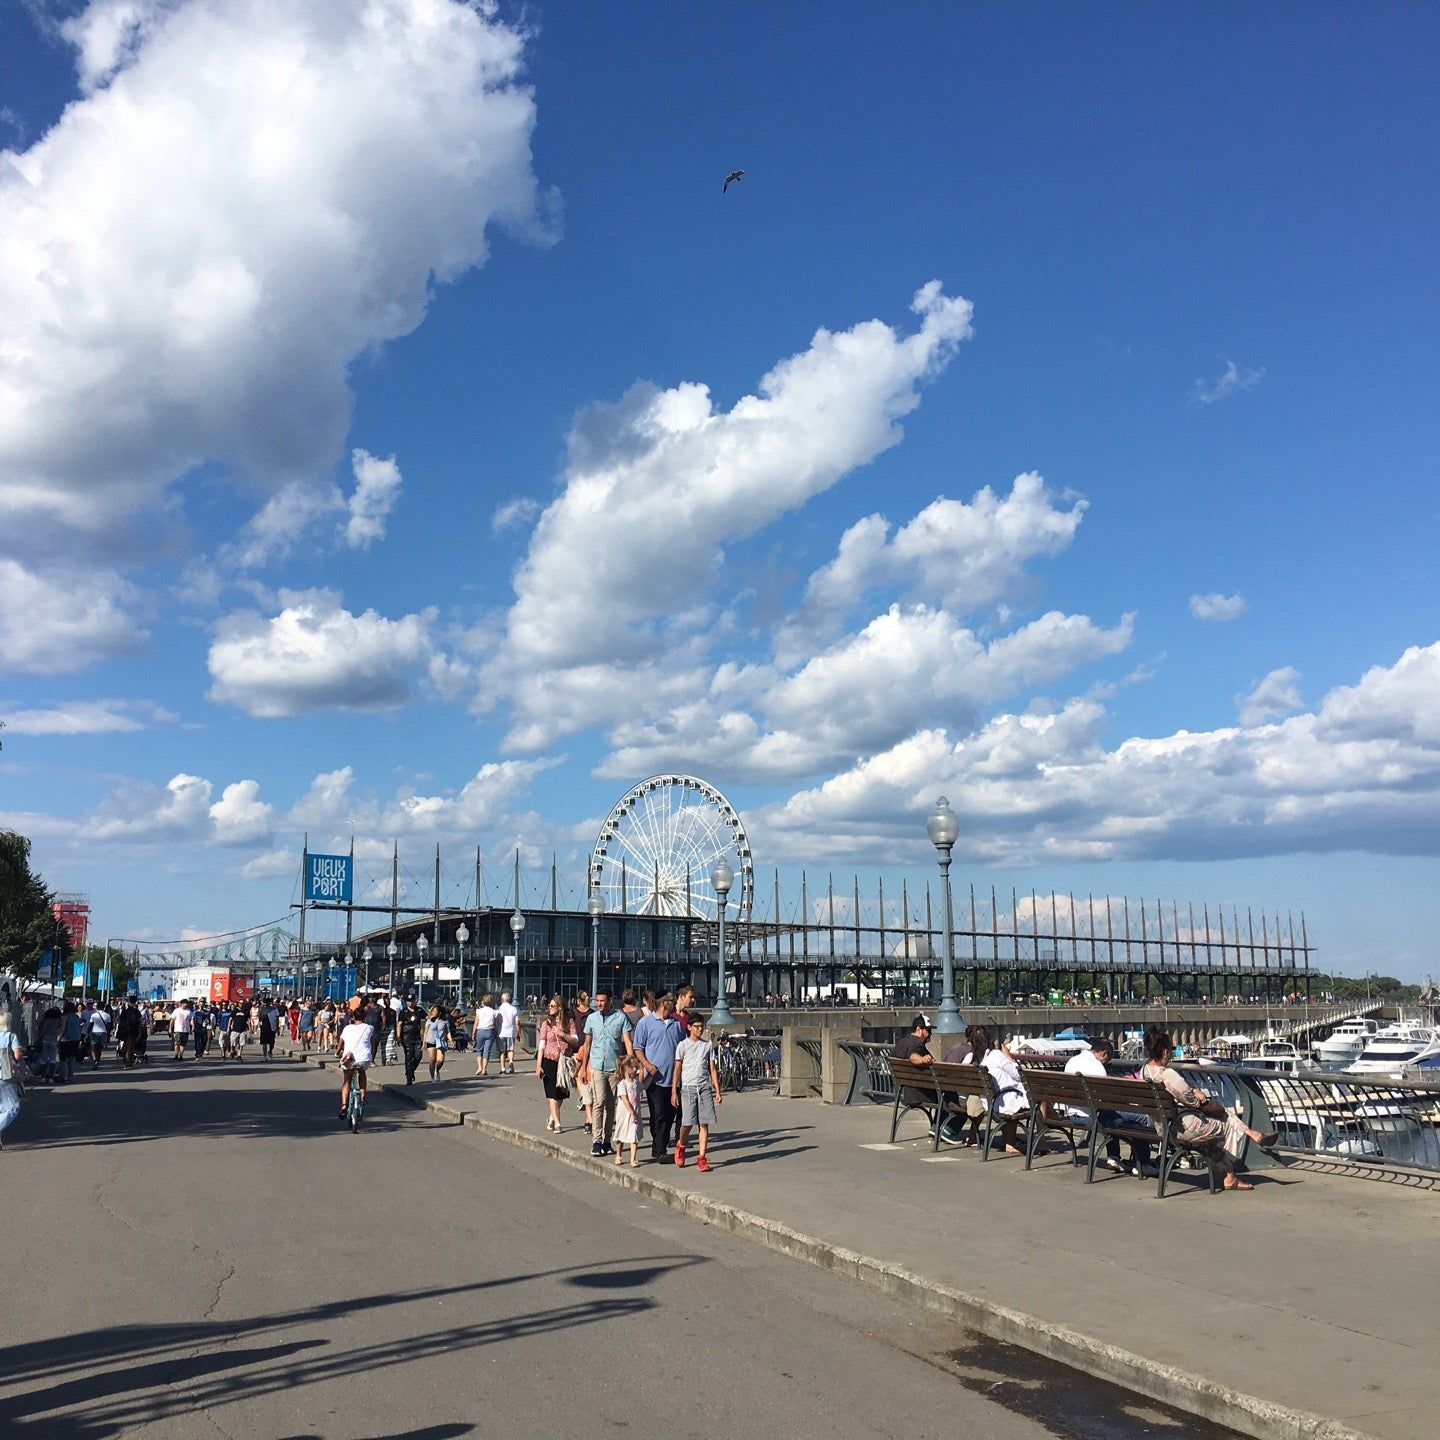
[839,1040,895,1105]
[1219,1066,1440,1175]
[794,1037,823,1096]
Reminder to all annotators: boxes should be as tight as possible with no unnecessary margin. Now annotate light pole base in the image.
[708,997,738,1030]
[933,995,964,1036]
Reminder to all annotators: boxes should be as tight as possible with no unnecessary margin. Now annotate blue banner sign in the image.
[322,965,357,1001]
[72,961,87,986]
[97,969,113,991]
[305,853,353,903]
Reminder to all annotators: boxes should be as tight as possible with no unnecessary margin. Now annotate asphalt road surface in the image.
[1,1053,1239,1440]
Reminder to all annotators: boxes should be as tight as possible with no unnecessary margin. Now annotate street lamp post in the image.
[588,892,603,999]
[510,910,526,1009]
[362,946,373,991]
[455,924,469,1005]
[709,859,737,1030]
[416,933,428,1007]
[926,796,963,1036]
[386,940,398,994]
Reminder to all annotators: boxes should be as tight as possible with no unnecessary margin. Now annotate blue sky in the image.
[1,1,1437,979]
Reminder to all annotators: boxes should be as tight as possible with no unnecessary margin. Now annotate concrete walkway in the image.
[318,1046,1437,1440]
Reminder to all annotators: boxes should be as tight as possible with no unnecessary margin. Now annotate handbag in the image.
[557,1049,577,1092]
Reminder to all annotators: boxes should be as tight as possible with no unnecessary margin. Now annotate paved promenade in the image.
[330,1048,1436,1440]
[1,1053,1241,1440]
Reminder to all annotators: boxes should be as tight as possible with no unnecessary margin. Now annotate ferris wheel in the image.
[590,775,753,921]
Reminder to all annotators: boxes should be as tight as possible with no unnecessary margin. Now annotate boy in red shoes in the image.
[671,1013,721,1172]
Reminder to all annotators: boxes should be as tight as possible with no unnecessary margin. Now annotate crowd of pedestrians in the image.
[1,982,730,1171]
[533,985,722,1171]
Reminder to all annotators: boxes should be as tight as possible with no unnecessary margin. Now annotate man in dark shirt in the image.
[396,997,425,1085]
[890,1014,935,1106]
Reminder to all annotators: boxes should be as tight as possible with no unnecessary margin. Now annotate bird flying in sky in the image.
[723,169,744,192]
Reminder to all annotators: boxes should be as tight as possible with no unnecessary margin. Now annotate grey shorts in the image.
[680,1085,717,1127]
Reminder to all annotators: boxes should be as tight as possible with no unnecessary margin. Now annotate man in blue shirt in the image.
[633,992,685,1162]
[579,989,634,1157]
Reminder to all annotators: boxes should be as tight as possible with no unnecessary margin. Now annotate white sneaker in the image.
[1100,1157,1127,1173]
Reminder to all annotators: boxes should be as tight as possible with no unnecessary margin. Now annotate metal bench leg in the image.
[889,1091,902,1144]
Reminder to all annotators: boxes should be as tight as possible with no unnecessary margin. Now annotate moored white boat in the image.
[1195,1034,1255,1066]
[1313,1018,1379,1069]
[1346,1026,1439,1078]
[1240,1039,1303,1076]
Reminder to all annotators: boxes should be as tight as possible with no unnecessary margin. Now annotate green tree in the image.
[0,829,69,979]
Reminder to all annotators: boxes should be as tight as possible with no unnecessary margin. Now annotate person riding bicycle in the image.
[338,1011,376,1121]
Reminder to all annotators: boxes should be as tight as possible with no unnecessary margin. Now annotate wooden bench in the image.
[931,1061,997,1155]
[1016,1067,1093,1171]
[1080,1075,1222,1197]
[886,1057,940,1144]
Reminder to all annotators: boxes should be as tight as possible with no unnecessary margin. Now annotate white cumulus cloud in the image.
[343,448,403,550]
[207,589,437,717]
[0,0,549,578]
[208,778,273,845]
[1190,357,1264,406]
[0,559,147,673]
[602,606,1132,784]
[776,473,1086,662]
[755,642,1440,866]
[1237,666,1303,726]
[0,697,175,735]
[1189,592,1248,622]
[492,282,973,744]
[491,496,541,534]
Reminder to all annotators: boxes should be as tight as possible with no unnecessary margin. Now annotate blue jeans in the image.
[1098,1109,1153,1164]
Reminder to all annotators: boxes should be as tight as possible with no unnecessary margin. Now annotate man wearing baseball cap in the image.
[890,1014,935,1109]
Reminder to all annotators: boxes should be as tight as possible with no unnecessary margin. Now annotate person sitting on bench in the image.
[1141,1028,1276,1192]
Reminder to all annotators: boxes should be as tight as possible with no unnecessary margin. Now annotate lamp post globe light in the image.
[510,909,526,1009]
[455,924,469,1003]
[587,891,603,999]
[386,939,398,992]
[362,946,373,990]
[925,796,962,1036]
[416,933,428,1006]
[709,857,737,1029]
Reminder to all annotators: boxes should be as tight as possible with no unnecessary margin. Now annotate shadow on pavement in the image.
[0,1260,706,1440]
[9,1057,413,1149]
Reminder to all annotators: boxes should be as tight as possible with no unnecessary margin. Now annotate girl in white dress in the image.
[613,1055,642,1167]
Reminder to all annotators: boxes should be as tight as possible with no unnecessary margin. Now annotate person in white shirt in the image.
[170,1001,193,1060]
[496,992,519,1074]
[1063,1036,1151,1175]
[86,1006,111,1067]
[472,994,498,1076]
[338,1015,375,1119]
